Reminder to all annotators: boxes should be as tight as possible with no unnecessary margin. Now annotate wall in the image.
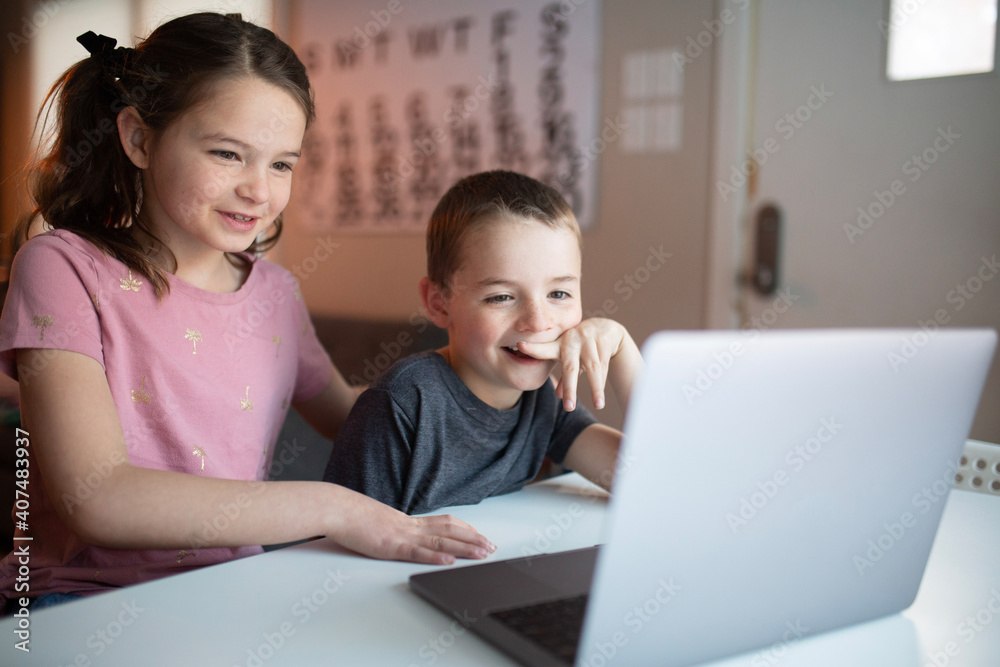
[0,0,34,266]
[584,0,715,347]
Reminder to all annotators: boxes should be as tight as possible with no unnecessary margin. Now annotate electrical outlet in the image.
[954,440,1000,496]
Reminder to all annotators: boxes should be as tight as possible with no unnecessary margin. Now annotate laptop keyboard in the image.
[489,594,588,663]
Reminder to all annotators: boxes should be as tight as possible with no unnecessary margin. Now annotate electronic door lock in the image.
[746,203,782,296]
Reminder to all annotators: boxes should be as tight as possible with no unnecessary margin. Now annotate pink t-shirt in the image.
[0,230,332,604]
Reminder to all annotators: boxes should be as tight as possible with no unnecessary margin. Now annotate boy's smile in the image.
[431,218,583,410]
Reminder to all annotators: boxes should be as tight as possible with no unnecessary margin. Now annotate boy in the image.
[323,170,643,514]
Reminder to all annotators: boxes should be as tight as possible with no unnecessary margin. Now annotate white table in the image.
[1,472,998,666]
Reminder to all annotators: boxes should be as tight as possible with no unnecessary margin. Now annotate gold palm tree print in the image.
[185,329,202,354]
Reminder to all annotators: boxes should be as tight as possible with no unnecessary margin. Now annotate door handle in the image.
[751,203,781,296]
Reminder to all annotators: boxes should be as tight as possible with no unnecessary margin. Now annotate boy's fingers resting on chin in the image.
[517,339,580,411]
[516,340,560,359]
[558,365,579,412]
[581,337,608,409]
[558,334,583,412]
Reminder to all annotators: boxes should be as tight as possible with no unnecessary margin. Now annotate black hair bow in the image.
[77,31,131,79]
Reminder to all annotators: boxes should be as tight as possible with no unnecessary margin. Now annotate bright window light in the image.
[885,0,998,81]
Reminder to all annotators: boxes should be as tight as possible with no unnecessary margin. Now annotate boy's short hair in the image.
[426,170,581,288]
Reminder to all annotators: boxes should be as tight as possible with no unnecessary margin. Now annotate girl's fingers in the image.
[379,530,491,565]
[402,545,457,565]
[421,535,491,561]
[415,514,496,559]
[418,513,478,537]
[334,495,496,565]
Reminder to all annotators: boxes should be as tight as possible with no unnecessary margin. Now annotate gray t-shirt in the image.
[323,351,597,514]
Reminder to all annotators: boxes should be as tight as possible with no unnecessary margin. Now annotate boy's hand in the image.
[517,317,641,413]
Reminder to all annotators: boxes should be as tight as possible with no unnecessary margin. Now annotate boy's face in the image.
[433,218,582,410]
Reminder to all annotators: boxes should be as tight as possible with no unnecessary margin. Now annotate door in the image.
[716,0,1000,441]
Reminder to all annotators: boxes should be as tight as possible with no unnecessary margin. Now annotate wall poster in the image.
[290,0,603,232]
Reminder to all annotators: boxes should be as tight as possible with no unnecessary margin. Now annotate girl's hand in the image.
[517,317,637,412]
[326,486,496,565]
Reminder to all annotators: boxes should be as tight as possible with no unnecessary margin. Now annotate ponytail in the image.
[17,41,159,289]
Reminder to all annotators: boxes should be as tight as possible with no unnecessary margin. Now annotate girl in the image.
[0,12,493,612]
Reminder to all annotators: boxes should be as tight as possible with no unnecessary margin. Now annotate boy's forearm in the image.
[608,332,644,413]
[563,423,622,492]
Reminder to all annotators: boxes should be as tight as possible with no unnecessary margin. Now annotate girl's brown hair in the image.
[426,170,581,289]
[16,12,314,296]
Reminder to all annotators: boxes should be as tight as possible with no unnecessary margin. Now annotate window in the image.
[885,0,998,81]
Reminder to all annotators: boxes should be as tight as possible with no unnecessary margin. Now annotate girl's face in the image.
[139,76,307,263]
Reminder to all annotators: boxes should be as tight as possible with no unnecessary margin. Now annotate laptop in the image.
[409,328,996,666]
